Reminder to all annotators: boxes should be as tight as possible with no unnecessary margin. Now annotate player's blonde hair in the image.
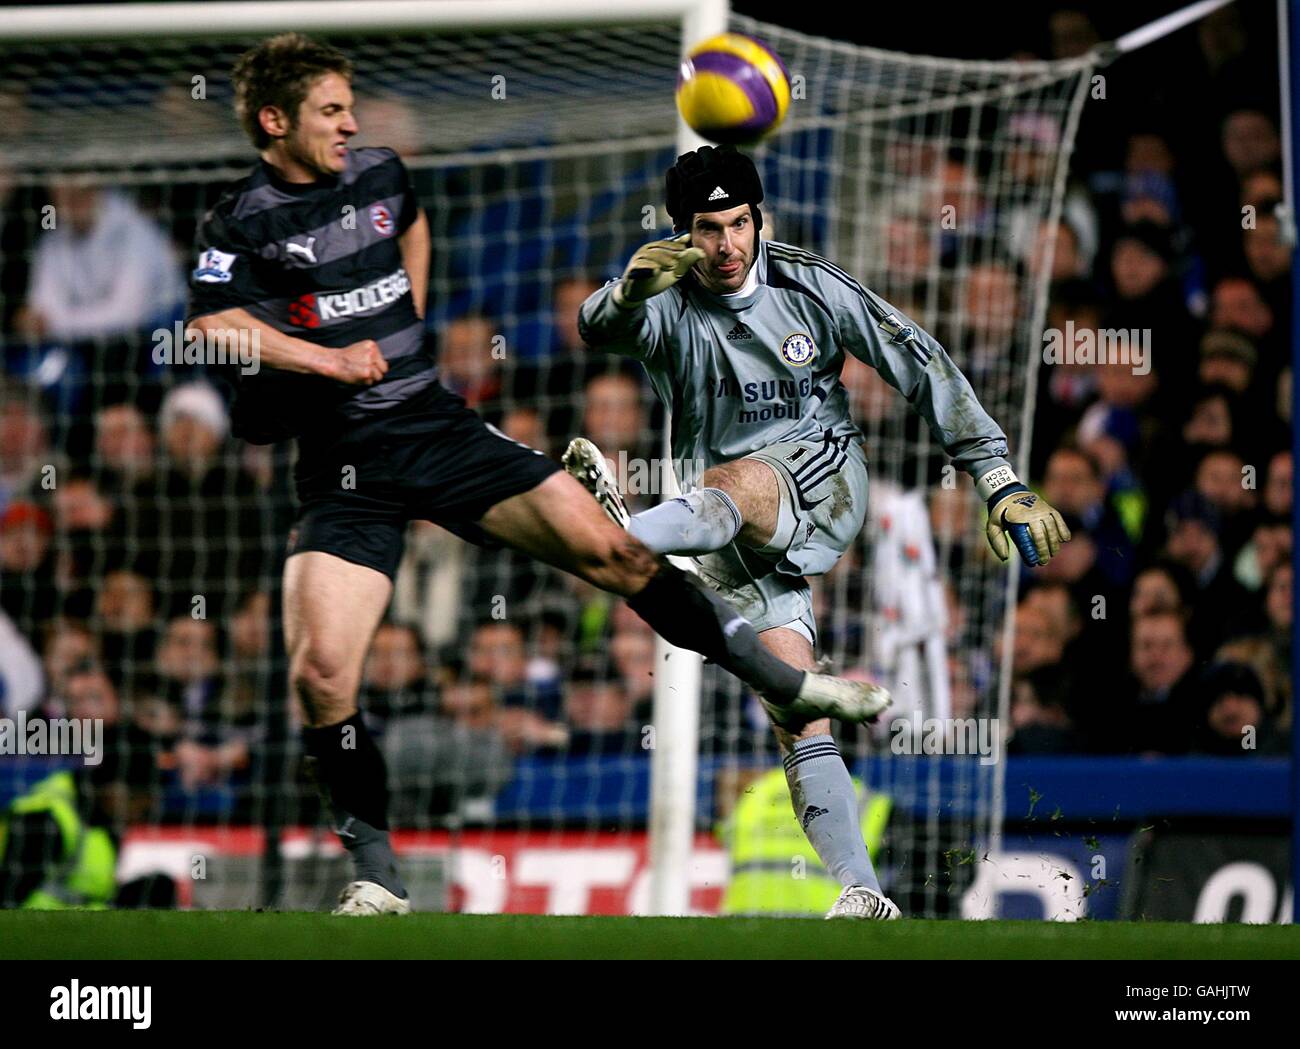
[232,32,353,149]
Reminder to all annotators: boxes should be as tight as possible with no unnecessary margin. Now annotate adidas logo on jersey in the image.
[726,322,753,341]
[707,185,729,201]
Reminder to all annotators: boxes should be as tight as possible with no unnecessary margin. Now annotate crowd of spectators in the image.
[997,7,1292,759]
[0,5,1291,831]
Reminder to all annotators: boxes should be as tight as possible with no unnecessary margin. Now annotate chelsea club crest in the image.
[780,332,816,366]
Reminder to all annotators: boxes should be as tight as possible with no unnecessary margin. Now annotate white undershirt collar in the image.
[720,256,761,299]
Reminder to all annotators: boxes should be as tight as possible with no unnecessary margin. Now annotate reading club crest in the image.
[370,203,394,236]
[780,332,816,366]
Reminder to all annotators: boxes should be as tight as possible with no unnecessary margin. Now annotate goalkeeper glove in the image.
[984,478,1071,567]
[613,233,705,308]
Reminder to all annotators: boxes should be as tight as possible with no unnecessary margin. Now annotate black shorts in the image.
[288,387,559,579]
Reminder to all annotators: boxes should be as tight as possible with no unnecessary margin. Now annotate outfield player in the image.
[186,36,891,915]
[568,145,1071,919]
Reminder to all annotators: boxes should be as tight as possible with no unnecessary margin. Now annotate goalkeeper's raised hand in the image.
[613,233,705,308]
[985,481,1071,567]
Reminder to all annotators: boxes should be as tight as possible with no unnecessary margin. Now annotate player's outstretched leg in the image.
[479,471,891,724]
[285,551,410,915]
[625,566,890,723]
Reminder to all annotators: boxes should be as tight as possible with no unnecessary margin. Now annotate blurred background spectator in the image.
[14,184,184,345]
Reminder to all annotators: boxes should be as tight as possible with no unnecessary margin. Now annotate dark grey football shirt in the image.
[187,147,433,442]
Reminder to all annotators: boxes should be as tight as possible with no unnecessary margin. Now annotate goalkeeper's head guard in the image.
[666,145,764,233]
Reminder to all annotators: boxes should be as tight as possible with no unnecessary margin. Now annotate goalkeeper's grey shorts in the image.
[691,434,868,644]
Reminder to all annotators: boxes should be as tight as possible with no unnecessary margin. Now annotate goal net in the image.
[0,3,1094,918]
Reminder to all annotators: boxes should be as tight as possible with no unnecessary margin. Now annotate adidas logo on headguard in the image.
[707,185,729,201]
[726,322,753,340]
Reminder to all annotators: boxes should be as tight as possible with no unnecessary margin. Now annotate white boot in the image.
[764,673,892,725]
[825,884,901,920]
[562,437,631,527]
[332,881,411,916]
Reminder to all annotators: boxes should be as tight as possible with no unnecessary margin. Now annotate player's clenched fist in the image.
[613,233,705,308]
[333,340,388,385]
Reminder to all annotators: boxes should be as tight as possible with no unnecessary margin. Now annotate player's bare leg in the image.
[479,472,659,595]
[759,625,900,920]
[284,552,392,726]
[283,551,409,914]
[700,457,781,546]
[478,471,888,722]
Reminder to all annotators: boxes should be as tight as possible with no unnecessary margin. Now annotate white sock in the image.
[627,488,742,556]
[784,734,882,892]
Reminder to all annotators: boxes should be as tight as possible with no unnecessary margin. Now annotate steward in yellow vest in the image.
[0,770,117,909]
[716,766,891,916]
[0,724,163,910]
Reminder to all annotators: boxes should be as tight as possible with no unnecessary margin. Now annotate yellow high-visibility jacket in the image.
[716,767,890,916]
[0,770,116,909]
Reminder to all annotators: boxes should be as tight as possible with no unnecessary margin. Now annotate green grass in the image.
[2,912,1299,960]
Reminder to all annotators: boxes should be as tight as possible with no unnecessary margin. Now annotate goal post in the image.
[649,0,727,922]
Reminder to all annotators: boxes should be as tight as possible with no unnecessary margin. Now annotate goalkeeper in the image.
[567,145,1070,920]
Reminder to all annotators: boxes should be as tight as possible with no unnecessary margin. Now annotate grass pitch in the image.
[3,912,1299,960]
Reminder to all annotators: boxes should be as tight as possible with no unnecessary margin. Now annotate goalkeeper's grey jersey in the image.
[579,238,1011,485]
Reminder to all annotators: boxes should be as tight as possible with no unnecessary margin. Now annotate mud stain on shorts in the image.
[827,473,853,521]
